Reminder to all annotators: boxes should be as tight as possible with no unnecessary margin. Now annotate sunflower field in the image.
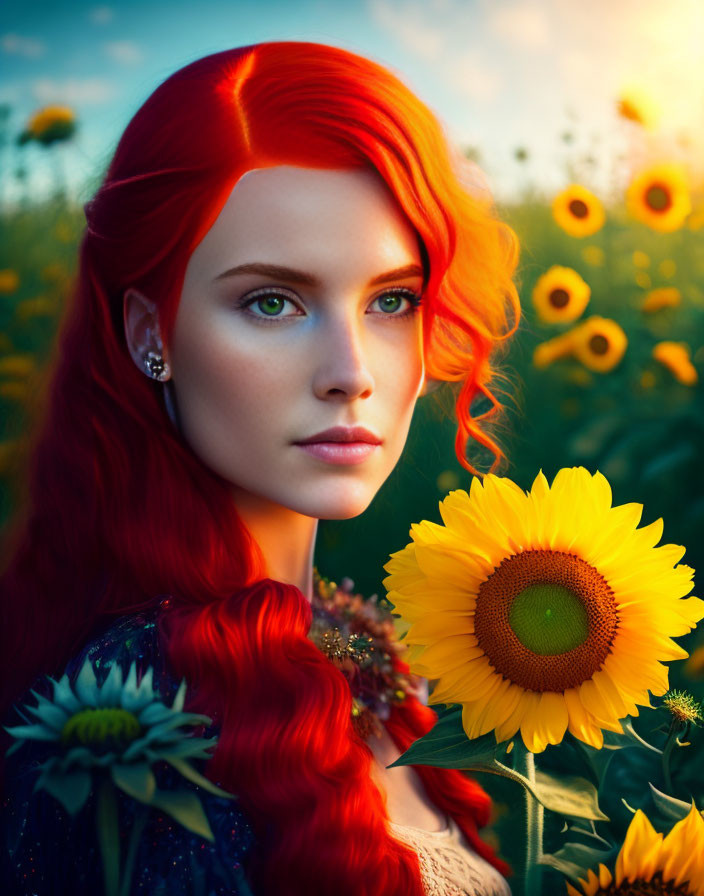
[1,99,704,895]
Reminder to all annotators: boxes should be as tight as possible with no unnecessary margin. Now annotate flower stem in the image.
[96,777,120,896]
[118,803,149,896]
[661,720,680,794]
[513,742,543,896]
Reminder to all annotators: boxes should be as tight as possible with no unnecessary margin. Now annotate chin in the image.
[301,488,378,521]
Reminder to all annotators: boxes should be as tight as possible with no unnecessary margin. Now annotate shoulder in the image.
[2,608,257,895]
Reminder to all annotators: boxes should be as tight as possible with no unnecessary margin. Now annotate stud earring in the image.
[144,350,170,382]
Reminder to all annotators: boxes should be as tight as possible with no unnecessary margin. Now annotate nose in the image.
[311,309,375,399]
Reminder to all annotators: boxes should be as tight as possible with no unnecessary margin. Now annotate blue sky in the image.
[2,0,703,206]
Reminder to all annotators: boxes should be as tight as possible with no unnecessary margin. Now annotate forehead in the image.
[189,165,421,273]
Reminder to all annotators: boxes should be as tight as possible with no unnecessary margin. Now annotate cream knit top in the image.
[388,813,512,896]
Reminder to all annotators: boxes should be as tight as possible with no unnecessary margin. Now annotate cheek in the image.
[169,317,295,462]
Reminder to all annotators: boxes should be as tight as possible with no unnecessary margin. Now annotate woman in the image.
[0,41,520,895]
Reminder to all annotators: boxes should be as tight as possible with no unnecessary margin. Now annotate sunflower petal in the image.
[493,684,534,743]
[614,809,663,886]
[460,677,513,738]
[659,803,704,890]
[429,658,498,704]
[563,687,604,749]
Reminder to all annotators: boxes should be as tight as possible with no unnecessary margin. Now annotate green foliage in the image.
[1,171,703,890]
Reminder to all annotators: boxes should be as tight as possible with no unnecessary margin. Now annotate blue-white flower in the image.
[4,655,236,841]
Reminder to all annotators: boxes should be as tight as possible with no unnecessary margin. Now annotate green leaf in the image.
[648,782,693,824]
[386,707,504,769]
[539,841,617,884]
[111,762,156,803]
[149,788,214,841]
[163,756,238,800]
[531,768,609,821]
[36,767,93,815]
[604,719,662,754]
[386,707,607,820]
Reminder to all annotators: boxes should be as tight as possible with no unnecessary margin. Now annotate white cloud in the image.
[1,33,45,58]
[442,53,503,103]
[32,78,117,105]
[89,6,114,25]
[367,0,447,61]
[485,1,551,49]
[104,41,143,65]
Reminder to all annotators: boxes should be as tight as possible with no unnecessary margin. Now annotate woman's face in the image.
[168,164,426,520]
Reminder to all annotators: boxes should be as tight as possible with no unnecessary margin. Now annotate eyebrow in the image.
[213,261,425,287]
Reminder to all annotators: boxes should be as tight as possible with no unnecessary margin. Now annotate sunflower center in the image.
[509,584,589,654]
[61,707,142,753]
[590,869,692,894]
[568,199,589,219]
[645,183,672,212]
[589,334,610,355]
[474,550,619,692]
[549,288,570,308]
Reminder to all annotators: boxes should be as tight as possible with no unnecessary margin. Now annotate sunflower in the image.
[641,287,681,313]
[616,86,660,130]
[533,331,578,369]
[571,317,627,373]
[532,267,591,324]
[0,269,19,294]
[626,164,691,233]
[15,297,58,322]
[383,467,703,753]
[552,186,605,238]
[18,105,77,146]
[0,354,36,377]
[653,341,698,385]
[567,804,704,896]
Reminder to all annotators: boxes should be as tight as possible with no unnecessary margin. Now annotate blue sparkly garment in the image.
[0,605,256,896]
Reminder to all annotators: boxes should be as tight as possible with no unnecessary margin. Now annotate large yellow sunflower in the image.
[532,267,591,324]
[552,185,605,238]
[383,468,703,753]
[571,317,627,373]
[626,164,691,233]
[567,804,704,896]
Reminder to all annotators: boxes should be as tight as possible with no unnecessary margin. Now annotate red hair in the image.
[1,42,519,894]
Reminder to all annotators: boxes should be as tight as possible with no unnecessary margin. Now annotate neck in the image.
[231,488,318,602]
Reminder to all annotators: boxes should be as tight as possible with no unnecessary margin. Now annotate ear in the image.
[123,288,171,380]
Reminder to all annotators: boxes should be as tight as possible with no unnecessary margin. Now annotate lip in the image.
[295,442,380,465]
[293,425,382,445]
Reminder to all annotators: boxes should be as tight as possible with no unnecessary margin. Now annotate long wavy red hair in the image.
[0,41,520,894]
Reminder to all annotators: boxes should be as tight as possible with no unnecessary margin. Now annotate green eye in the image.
[378,293,403,313]
[257,295,286,315]
[237,286,422,325]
